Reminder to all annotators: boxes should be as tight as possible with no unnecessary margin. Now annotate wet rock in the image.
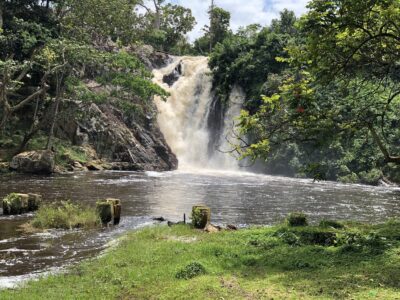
[131,45,172,69]
[162,62,182,86]
[192,205,211,229]
[2,193,41,215]
[153,217,166,222]
[86,161,104,171]
[10,150,55,174]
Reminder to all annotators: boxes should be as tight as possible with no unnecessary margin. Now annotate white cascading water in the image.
[153,56,245,171]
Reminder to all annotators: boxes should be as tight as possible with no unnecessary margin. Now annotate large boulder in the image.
[10,150,55,174]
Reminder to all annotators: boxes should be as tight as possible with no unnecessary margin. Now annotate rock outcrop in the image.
[10,150,55,174]
[55,100,178,171]
[163,61,182,86]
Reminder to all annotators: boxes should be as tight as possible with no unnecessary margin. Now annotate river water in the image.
[0,169,399,288]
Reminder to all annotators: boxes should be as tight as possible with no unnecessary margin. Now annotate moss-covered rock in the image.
[192,205,210,229]
[2,193,42,215]
[96,198,122,225]
[3,193,29,215]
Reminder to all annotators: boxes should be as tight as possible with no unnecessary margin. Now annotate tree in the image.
[59,0,141,45]
[297,0,400,164]
[137,1,196,53]
[234,1,400,182]
[194,6,231,54]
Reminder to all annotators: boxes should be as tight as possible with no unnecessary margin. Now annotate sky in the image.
[167,0,310,41]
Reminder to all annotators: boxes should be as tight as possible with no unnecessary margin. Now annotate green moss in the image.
[31,201,100,230]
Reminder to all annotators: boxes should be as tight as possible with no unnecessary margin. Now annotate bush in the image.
[287,212,308,227]
[319,220,344,229]
[175,262,206,280]
[359,169,382,185]
[31,201,100,230]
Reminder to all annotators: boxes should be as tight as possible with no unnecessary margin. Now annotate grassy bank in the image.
[2,221,400,299]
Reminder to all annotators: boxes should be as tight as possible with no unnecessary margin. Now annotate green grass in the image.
[1,221,400,299]
[31,201,100,230]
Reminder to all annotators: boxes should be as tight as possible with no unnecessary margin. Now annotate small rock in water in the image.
[153,217,166,222]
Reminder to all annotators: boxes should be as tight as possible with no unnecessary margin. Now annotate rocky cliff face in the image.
[55,100,177,171]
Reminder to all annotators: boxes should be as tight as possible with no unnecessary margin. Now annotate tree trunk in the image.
[17,98,41,153]
[153,0,161,30]
[368,123,400,164]
[0,3,3,31]
[209,0,214,52]
[46,75,63,150]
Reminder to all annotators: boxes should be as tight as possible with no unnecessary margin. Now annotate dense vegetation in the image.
[2,221,400,299]
[31,201,99,230]
[208,1,400,185]
[0,0,193,162]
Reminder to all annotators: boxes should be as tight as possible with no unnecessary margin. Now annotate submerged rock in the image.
[10,150,55,174]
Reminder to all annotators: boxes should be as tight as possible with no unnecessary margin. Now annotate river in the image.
[0,169,399,288]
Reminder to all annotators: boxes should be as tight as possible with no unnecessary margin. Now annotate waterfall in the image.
[153,56,245,171]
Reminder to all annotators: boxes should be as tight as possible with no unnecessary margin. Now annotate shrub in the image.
[31,201,100,230]
[319,220,344,229]
[287,212,308,227]
[175,262,206,280]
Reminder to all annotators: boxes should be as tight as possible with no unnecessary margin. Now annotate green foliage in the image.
[31,201,100,230]
[209,10,295,102]
[175,262,206,280]
[211,3,400,183]
[286,212,308,227]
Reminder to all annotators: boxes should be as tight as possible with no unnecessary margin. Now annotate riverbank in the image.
[1,220,400,299]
